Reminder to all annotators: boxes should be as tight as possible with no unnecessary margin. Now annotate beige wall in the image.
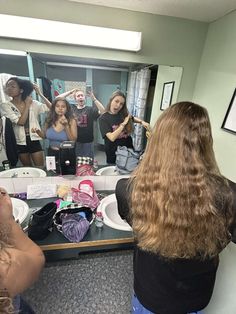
[0,0,208,105]
[193,10,236,181]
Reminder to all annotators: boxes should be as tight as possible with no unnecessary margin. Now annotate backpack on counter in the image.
[115,146,141,174]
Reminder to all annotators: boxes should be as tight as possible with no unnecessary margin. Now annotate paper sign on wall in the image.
[27,184,57,199]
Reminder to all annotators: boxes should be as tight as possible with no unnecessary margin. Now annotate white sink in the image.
[96,166,119,176]
[11,197,29,225]
[0,167,46,178]
[97,194,132,231]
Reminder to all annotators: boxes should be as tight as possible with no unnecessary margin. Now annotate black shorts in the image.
[17,136,43,154]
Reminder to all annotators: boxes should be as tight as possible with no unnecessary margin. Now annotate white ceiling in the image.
[68,0,236,22]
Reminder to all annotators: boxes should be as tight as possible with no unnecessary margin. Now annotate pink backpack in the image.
[71,180,100,210]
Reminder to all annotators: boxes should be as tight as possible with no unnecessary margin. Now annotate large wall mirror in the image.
[0,50,183,177]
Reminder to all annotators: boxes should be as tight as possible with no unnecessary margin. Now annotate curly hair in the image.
[45,98,74,127]
[130,102,233,259]
[0,224,14,314]
[6,77,33,101]
[105,90,133,134]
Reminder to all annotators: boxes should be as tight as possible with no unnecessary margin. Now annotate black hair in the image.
[6,77,34,101]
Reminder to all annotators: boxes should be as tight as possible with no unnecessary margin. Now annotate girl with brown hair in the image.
[33,97,77,169]
[116,101,236,314]
[99,90,150,164]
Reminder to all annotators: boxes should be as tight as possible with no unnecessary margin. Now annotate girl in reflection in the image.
[0,77,51,167]
[56,88,105,159]
[99,90,150,164]
[0,187,45,313]
[34,98,77,167]
[116,102,236,314]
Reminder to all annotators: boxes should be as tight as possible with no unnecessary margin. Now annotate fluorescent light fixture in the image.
[46,61,129,72]
[0,14,142,52]
[0,48,27,56]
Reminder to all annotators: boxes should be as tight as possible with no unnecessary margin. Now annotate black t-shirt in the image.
[72,105,99,143]
[115,178,236,314]
[99,112,133,164]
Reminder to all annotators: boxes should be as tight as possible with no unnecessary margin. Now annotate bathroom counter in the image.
[26,197,134,261]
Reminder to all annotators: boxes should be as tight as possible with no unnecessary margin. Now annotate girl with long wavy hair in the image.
[34,98,77,168]
[116,101,236,314]
[99,90,150,164]
[0,187,45,313]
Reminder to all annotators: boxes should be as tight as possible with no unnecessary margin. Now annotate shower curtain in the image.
[126,68,151,151]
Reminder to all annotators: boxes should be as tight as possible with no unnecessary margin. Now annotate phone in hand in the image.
[86,85,92,94]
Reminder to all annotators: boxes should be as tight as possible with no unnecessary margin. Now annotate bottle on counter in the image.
[95,211,104,228]
[65,189,73,202]
[2,160,10,170]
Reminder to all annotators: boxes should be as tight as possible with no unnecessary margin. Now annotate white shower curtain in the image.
[126,68,151,151]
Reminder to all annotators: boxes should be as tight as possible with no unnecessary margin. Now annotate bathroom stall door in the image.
[95,84,120,145]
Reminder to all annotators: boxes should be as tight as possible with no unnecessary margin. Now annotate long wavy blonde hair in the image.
[130,102,233,259]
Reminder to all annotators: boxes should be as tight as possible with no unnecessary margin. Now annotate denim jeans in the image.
[76,142,94,158]
[131,294,203,314]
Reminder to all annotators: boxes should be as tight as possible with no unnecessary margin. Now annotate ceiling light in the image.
[0,48,27,56]
[0,14,142,52]
[46,61,129,72]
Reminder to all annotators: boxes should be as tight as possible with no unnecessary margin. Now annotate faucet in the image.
[11,172,18,178]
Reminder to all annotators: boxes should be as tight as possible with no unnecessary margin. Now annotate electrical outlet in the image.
[46,156,56,171]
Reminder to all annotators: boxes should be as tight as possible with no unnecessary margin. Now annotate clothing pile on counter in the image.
[28,180,100,243]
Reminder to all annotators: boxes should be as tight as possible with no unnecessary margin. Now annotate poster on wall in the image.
[160,81,175,111]
[222,88,236,134]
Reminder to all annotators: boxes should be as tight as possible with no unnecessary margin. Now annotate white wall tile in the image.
[104,175,130,190]
[0,179,14,193]
[12,178,33,193]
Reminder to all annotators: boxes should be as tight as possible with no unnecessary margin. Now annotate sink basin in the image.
[0,167,47,178]
[96,166,119,176]
[97,193,132,231]
[11,197,29,225]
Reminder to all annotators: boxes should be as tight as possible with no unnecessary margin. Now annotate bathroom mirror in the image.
[0,51,183,176]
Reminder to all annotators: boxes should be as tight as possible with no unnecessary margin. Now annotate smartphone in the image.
[86,85,92,94]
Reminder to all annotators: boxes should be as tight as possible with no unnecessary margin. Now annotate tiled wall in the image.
[0,175,130,194]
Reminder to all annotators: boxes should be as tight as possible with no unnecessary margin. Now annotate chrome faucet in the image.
[11,172,18,178]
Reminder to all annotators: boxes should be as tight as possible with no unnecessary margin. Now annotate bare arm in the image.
[59,116,77,141]
[55,88,77,99]
[33,83,52,109]
[132,116,151,130]
[106,115,131,142]
[64,118,77,141]
[0,189,45,297]
[88,91,105,114]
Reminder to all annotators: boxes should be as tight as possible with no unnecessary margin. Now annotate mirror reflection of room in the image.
[0,52,183,176]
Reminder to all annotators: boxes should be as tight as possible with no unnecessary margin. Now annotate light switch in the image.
[46,156,56,171]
